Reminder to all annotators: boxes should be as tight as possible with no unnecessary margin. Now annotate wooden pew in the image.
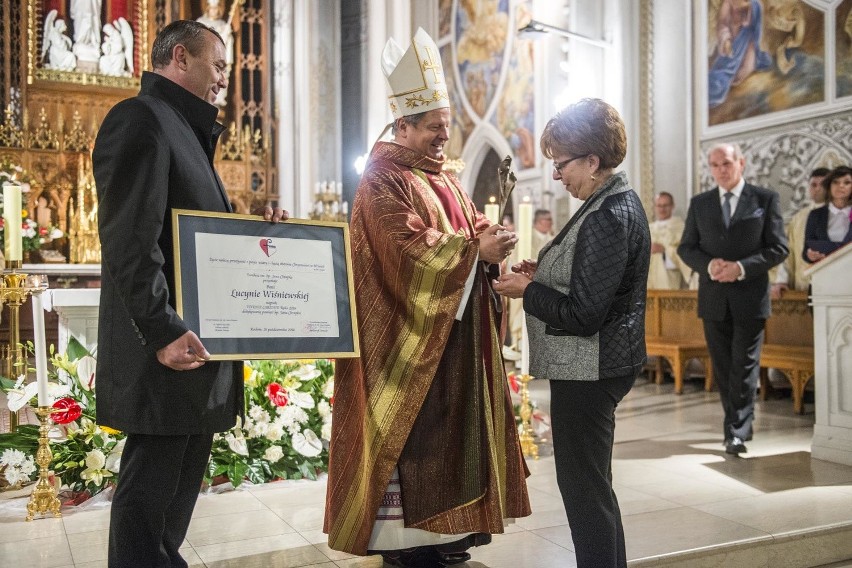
[759,290,814,414]
[645,290,713,394]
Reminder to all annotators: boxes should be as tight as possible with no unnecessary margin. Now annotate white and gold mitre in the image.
[381,27,449,118]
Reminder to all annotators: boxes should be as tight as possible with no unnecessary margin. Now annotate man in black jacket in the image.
[93,20,286,566]
[678,142,787,456]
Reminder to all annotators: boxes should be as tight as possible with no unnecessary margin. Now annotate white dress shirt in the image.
[827,203,851,243]
[709,178,747,280]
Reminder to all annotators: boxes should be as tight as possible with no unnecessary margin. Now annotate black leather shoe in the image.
[725,436,747,455]
[437,551,471,565]
[382,548,447,568]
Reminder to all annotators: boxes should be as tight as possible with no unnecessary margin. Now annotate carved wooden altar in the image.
[0,0,278,263]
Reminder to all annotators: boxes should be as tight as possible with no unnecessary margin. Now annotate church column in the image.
[274,0,341,217]
[273,1,296,214]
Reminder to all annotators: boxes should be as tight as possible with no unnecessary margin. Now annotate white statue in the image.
[71,0,102,64]
[41,10,77,71]
[99,18,134,77]
[196,0,236,107]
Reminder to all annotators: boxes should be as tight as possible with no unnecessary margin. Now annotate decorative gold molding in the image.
[30,108,58,150]
[63,111,91,153]
[0,108,22,148]
[638,0,655,217]
[26,0,142,90]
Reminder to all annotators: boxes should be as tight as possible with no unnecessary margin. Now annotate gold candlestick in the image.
[309,187,347,222]
[518,373,539,459]
[2,261,32,433]
[26,406,62,521]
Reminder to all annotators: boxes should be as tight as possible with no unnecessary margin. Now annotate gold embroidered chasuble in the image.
[324,142,531,555]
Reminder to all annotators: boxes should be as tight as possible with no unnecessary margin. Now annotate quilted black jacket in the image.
[523,173,651,380]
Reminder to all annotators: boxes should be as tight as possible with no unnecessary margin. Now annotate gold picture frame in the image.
[172,209,360,360]
[27,0,149,90]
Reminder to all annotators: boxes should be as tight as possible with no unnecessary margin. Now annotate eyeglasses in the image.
[553,155,588,173]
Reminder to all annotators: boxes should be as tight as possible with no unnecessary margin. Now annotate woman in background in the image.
[803,165,852,263]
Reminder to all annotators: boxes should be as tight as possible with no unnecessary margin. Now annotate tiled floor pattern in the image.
[2,377,852,567]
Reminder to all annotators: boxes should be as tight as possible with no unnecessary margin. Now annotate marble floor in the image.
[3,376,852,567]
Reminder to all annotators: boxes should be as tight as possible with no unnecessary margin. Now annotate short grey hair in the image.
[707,142,743,160]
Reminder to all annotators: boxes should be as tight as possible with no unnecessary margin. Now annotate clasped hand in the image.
[492,260,537,298]
[479,224,518,264]
[709,258,741,283]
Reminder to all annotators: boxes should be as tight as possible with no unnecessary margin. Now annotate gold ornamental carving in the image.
[68,155,101,264]
[29,108,59,151]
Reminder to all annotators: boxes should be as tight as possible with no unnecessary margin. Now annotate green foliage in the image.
[2,336,335,498]
[205,359,334,488]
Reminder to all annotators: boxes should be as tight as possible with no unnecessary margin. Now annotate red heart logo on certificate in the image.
[259,238,277,257]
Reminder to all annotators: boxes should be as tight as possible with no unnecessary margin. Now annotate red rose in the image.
[52,397,82,424]
[266,383,289,407]
[38,226,48,236]
[507,374,520,394]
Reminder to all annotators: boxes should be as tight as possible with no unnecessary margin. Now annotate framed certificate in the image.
[172,210,360,360]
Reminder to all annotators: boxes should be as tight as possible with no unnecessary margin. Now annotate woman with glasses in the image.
[493,98,650,568]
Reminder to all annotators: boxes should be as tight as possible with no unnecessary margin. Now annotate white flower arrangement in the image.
[0,448,37,487]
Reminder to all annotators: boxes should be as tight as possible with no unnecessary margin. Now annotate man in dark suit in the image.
[93,20,287,566]
[678,142,787,455]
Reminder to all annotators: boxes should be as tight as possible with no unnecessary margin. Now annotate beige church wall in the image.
[643,0,695,220]
[692,0,852,217]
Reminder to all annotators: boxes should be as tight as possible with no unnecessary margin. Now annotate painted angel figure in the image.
[99,18,134,77]
[41,10,77,71]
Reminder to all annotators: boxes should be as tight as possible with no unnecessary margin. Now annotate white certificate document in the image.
[194,232,340,339]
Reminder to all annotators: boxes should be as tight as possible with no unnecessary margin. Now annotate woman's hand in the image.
[492,271,532,299]
[511,259,538,278]
[805,248,825,263]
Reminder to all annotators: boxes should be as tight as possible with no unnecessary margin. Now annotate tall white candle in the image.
[3,184,23,262]
[342,201,349,215]
[521,318,530,376]
[484,196,499,225]
[31,292,50,406]
[517,198,533,261]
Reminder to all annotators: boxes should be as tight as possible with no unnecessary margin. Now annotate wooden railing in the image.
[644,289,814,412]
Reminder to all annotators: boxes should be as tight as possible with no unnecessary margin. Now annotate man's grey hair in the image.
[707,142,744,160]
[151,20,224,70]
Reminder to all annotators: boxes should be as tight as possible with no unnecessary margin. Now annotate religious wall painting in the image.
[440,43,474,160]
[490,0,535,170]
[33,0,148,89]
[454,0,509,119]
[439,0,452,38]
[491,45,536,170]
[705,0,825,127]
[837,0,852,98]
